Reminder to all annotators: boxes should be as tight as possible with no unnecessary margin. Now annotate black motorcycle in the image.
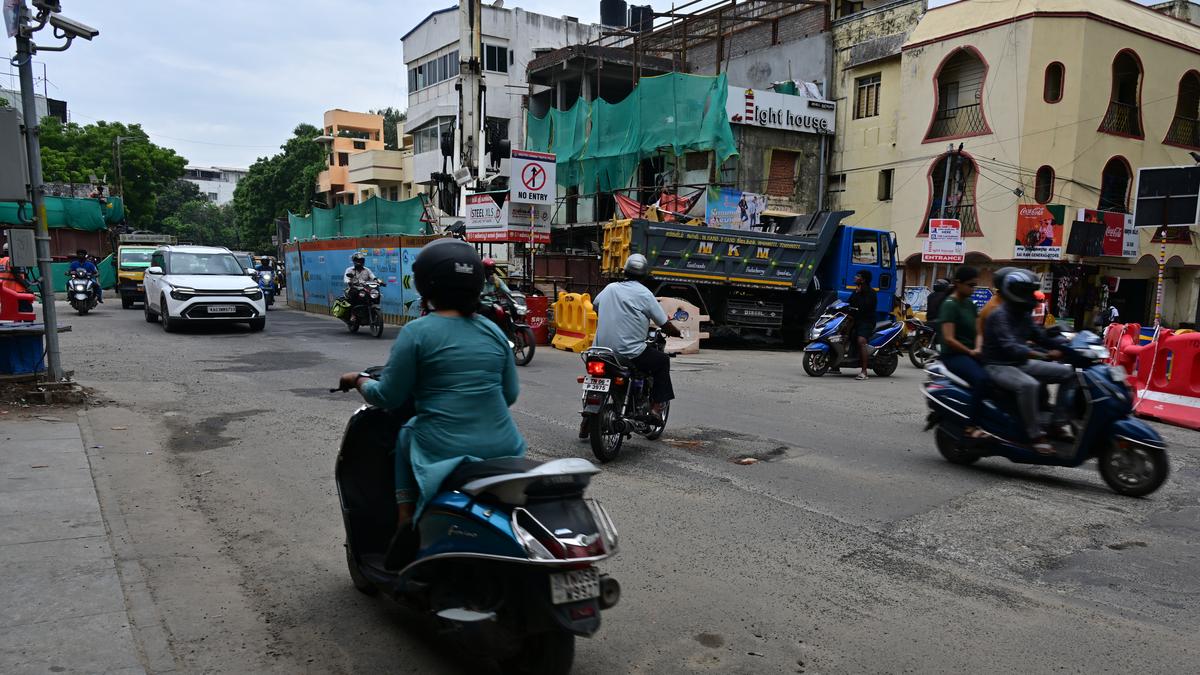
[483,293,536,367]
[67,268,100,315]
[904,316,938,368]
[343,280,386,338]
[578,330,672,463]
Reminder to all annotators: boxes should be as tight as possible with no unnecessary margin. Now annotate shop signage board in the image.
[464,193,551,244]
[510,149,556,205]
[921,218,964,263]
[726,86,836,136]
[970,287,993,310]
[1132,166,1200,228]
[705,187,767,230]
[1014,204,1066,260]
[1072,208,1138,258]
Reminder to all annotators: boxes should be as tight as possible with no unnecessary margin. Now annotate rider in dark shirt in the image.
[847,270,878,381]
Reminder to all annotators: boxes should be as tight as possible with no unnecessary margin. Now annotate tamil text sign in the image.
[510,149,556,205]
[921,218,964,263]
[726,87,836,136]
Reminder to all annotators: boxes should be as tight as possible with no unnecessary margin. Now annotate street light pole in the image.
[15,9,63,380]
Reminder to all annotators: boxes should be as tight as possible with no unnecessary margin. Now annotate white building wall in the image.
[182,167,247,206]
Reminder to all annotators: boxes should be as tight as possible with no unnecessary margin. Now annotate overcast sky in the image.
[3,0,1157,168]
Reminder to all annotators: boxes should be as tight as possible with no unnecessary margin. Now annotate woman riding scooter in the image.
[338,239,526,564]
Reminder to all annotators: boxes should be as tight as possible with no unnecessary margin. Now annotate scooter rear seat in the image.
[444,457,601,505]
[442,457,542,492]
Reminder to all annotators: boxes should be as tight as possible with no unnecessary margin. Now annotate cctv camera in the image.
[32,1,63,13]
[48,13,98,40]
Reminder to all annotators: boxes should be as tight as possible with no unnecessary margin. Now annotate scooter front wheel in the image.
[1098,441,1169,497]
[500,630,575,675]
[802,350,831,377]
[345,543,378,596]
[513,327,535,366]
[935,426,979,465]
[370,308,384,338]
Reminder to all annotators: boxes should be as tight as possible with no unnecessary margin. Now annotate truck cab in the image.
[116,234,176,309]
[822,226,898,321]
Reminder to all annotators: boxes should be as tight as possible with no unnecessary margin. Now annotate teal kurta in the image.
[360,313,526,517]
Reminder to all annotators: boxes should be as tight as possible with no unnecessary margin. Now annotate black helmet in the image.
[932,278,951,293]
[623,253,650,280]
[999,268,1039,306]
[991,266,1019,290]
[351,253,365,265]
[414,238,484,313]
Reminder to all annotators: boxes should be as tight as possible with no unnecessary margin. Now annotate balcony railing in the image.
[1165,115,1200,148]
[924,203,979,235]
[926,103,988,140]
[1099,100,1143,137]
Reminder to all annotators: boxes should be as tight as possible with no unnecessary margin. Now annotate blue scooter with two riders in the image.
[922,328,1170,497]
[802,300,905,377]
[330,368,622,674]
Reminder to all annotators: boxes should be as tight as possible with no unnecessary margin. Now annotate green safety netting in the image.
[526,73,738,193]
[287,195,430,240]
[0,195,125,231]
[26,253,117,294]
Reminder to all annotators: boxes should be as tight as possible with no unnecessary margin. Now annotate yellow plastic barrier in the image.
[551,292,598,353]
[601,219,632,275]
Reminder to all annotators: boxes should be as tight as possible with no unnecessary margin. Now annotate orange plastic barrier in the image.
[1131,331,1200,430]
[0,283,36,322]
[550,292,598,353]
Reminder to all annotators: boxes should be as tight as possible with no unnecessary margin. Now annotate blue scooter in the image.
[254,269,276,308]
[922,330,1169,497]
[332,370,621,674]
[802,301,904,377]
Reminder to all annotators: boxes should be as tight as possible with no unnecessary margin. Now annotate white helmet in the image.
[623,253,650,279]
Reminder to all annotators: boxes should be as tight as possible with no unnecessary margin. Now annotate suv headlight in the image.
[243,287,263,300]
[169,286,196,301]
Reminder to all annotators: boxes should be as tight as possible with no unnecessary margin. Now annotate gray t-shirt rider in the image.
[592,280,668,357]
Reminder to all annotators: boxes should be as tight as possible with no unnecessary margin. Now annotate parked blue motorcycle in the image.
[332,369,621,674]
[922,330,1169,497]
[802,301,904,377]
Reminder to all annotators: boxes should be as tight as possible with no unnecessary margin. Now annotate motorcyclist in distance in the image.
[68,248,102,303]
[481,257,511,299]
[586,253,682,438]
[344,253,377,306]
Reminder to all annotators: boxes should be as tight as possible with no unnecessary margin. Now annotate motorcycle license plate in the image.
[582,377,610,393]
[207,305,237,314]
[549,567,600,605]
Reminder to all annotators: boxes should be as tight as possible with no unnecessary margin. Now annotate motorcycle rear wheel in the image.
[589,404,624,463]
[1098,441,1169,497]
[500,630,575,675]
[935,426,980,465]
[802,350,831,377]
[908,336,934,369]
[513,327,535,366]
[872,351,899,377]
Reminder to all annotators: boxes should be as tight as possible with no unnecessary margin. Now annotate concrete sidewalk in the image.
[0,418,144,674]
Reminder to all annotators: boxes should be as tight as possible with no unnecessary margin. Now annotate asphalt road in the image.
[56,300,1200,674]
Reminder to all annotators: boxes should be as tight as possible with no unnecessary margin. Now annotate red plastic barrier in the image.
[0,283,36,322]
[524,295,550,345]
[1133,331,1200,431]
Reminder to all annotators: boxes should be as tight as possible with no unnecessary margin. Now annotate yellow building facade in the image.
[315,109,386,206]
[831,0,1200,326]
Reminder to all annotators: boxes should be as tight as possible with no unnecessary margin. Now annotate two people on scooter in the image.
[338,239,526,552]
[584,254,682,438]
[68,249,102,303]
[982,268,1075,455]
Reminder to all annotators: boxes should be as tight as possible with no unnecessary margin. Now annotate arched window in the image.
[1165,70,1200,149]
[1043,62,1064,103]
[1034,166,1055,204]
[1099,157,1132,213]
[925,48,991,141]
[921,153,980,235]
[1098,50,1143,137]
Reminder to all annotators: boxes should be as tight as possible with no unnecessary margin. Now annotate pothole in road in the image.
[200,350,326,373]
[166,409,270,452]
[663,427,800,464]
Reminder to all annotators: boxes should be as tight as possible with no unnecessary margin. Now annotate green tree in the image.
[154,179,201,224]
[38,118,187,230]
[161,199,239,248]
[370,107,406,150]
[231,123,326,252]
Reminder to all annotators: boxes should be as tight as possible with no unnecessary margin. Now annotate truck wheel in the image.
[802,351,830,377]
[872,351,899,377]
[121,296,134,310]
[1098,441,1168,497]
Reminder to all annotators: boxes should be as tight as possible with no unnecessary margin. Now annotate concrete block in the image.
[0,422,83,443]
[0,487,104,544]
[0,536,126,629]
[0,611,143,675]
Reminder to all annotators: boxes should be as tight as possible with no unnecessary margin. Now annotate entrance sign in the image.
[921,218,964,263]
[510,149,556,205]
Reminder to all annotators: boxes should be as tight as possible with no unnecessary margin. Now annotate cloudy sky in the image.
[3,0,1157,168]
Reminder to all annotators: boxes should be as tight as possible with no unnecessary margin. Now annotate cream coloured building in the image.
[830,0,1200,326]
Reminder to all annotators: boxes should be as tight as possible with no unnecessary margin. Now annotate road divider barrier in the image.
[1108,323,1200,431]
[551,292,597,353]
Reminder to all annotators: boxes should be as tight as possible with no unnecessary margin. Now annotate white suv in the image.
[142,245,266,332]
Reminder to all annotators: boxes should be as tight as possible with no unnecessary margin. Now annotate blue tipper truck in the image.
[600,212,897,344]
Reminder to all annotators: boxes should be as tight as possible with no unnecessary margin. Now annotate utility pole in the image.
[455,0,483,217]
[13,0,100,382]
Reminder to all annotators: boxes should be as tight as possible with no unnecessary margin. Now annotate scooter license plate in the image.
[207,305,237,314]
[582,377,610,393]
[549,567,600,605]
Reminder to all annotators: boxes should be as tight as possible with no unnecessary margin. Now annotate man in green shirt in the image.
[938,266,989,423]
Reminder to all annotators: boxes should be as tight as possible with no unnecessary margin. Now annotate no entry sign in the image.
[510,149,556,205]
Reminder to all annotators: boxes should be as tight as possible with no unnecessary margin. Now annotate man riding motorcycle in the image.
[982,269,1075,455]
[68,249,102,303]
[481,257,511,299]
[584,253,682,438]
[343,252,377,306]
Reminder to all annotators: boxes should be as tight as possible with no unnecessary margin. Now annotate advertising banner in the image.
[1076,208,1136,257]
[465,193,551,244]
[1014,204,1066,260]
[705,187,766,230]
[921,218,964,263]
[726,86,836,135]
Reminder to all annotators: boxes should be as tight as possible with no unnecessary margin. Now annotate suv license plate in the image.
[208,305,237,314]
[582,377,610,392]
[549,567,600,605]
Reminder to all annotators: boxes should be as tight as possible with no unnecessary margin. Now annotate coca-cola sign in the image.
[1014,204,1066,260]
[1077,208,1138,258]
